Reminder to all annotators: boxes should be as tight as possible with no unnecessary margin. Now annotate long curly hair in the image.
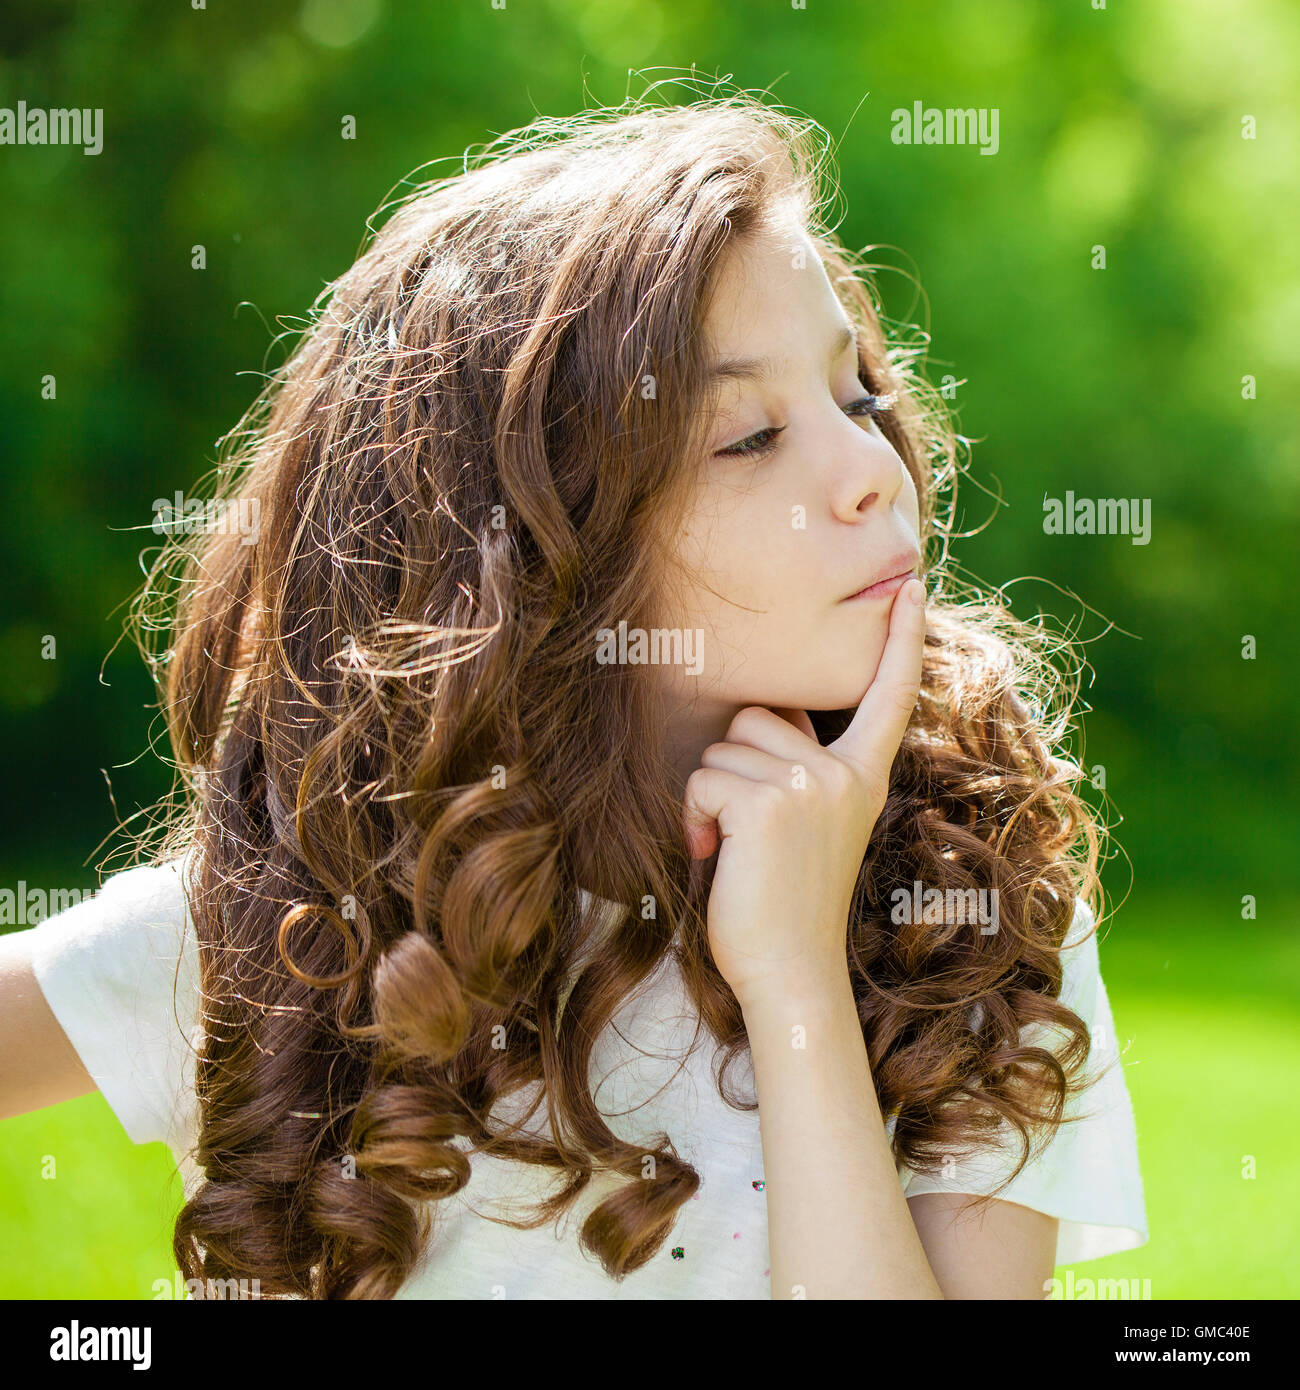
[129,91,1107,1299]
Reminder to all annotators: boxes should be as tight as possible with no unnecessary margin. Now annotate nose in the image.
[827,413,909,523]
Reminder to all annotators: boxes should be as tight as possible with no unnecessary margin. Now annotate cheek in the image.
[647,503,808,696]
[665,488,786,619]
[902,470,922,531]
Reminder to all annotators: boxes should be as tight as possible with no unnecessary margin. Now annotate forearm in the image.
[742,967,945,1300]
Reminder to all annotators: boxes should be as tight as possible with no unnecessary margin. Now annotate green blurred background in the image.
[1,0,1296,1298]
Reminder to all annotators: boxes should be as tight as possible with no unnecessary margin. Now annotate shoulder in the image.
[29,856,196,1008]
[26,853,200,1151]
[1057,894,1103,1023]
[36,853,190,943]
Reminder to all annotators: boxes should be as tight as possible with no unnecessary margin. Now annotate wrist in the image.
[736,956,855,1018]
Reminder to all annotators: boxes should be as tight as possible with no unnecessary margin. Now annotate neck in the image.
[571,689,741,903]
[657,691,741,798]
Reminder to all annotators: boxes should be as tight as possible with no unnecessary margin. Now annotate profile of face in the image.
[649,218,922,760]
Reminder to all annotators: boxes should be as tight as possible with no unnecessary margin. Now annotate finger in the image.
[829,576,926,775]
[723,704,817,760]
[769,706,818,741]
[700,739,803,788]
[681,766,756,860]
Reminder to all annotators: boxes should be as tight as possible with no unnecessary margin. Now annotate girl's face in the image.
[650,220,922,753]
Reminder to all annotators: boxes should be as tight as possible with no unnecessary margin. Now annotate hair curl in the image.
[128,88,1108,1299]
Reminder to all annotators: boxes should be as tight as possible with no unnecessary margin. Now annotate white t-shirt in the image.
[28,858,1148,1298]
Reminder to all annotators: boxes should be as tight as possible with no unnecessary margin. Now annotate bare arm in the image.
[744,966,1059,1299]
[742,968,944,1299]
[0,928,97,1120]
[908,1193,1058,1299]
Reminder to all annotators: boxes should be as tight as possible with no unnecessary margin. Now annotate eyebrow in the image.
[705,322,857,384]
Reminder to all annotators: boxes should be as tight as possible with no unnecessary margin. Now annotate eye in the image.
[844,389,899,423]
[716,425,786,459]
[713,389,900,460]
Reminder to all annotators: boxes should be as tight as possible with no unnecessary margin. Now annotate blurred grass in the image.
[1063,890,1300,1300]
[0,1099,183,1300]
[1,890,1294,1299]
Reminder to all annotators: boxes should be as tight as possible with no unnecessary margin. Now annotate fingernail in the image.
[907,577,926,606]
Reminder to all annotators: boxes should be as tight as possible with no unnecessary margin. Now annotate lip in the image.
[841,550,921,602]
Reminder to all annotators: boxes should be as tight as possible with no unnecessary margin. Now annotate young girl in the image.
[0,94,1147,1300]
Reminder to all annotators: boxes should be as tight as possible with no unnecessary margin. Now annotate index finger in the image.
[828,576,926,776]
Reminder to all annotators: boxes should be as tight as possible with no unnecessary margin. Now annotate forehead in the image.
[703,221,847,356]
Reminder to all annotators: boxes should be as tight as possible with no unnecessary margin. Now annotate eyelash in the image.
[716,391,899,459]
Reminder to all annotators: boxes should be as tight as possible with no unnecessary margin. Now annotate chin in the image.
[725,648,887,714]
[780,673,876,714]
[811,656,887,711]
[801,690,870,715]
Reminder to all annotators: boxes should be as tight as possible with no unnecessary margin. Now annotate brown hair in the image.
[131,90,1105,1298]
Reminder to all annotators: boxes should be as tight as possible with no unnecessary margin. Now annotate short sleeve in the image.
[27,856,201,1157]
[898,897,1149,1266]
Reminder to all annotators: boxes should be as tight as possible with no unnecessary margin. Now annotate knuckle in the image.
[726,706,767,743]
[890,681,921,718]
[818,757,856,797]
[684,767,710,799]
[750,780,788,823]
